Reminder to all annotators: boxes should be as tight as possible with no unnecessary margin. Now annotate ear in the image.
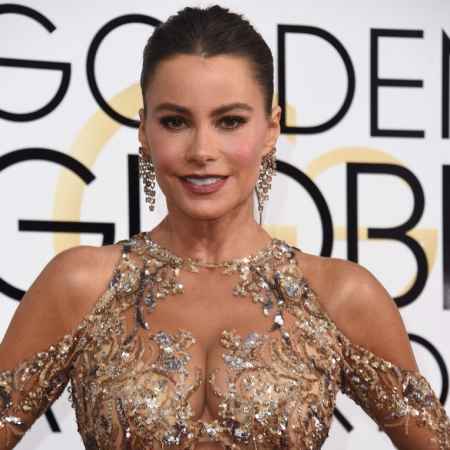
[262,105,281,157]
[138,108,150,151]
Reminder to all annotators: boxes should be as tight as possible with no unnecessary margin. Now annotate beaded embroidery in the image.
[1,231,449,449]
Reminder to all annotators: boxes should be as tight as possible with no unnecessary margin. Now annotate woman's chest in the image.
[68,243,344,448]
[69,299,343,450]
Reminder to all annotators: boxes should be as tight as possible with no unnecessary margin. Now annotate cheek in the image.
[145,123,183,171]
[226,119,267,170]
[228,142,261,172]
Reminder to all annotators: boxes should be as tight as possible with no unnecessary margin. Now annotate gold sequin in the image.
[0,231,449,449]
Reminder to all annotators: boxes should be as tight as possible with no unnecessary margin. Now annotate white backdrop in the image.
[1,0,450,448]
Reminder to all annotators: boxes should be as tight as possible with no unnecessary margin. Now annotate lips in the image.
[183,175,225,185]
[181,174,227,179]
[179,175,228,194]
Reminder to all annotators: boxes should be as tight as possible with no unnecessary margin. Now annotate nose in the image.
[185,123,218,164]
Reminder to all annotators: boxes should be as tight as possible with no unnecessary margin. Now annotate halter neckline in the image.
[141,232,287,269]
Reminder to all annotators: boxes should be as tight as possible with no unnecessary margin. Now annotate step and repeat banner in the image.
[1,1,449,448]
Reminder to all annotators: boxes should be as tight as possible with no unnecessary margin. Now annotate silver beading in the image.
[138,146,156,212]
[255,147,277,224]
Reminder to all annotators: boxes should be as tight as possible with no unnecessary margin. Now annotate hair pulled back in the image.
[140,5,274,117]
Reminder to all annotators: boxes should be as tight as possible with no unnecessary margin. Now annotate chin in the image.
[175,201,237,221]
[182,208,228,222]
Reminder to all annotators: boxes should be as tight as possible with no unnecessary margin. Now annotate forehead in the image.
[145,54,264,112]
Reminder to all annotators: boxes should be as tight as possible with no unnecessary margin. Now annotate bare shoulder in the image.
[294,250,391,320]
[292,248,419,371]
[46,243,123,292]
[0,243,124,368]
[38,243,123,322]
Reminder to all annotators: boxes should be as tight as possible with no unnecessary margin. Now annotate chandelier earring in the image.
[138,146,156,212]
[255,146,277,225]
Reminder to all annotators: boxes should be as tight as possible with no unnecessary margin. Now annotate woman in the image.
[0,5,449,450]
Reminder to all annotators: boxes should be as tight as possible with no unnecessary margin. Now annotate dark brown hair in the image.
[140,5,274,117]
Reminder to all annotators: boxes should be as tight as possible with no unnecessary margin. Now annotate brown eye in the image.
[160,116,186,130]
[219,116,247,129]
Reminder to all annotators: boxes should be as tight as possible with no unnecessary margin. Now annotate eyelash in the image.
[159,115,248,131]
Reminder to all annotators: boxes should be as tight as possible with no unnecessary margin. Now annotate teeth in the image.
[184,176,224,186]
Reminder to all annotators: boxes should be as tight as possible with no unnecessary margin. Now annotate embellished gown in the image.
[0,231,449,449]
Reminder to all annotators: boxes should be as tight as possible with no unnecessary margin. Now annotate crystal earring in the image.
[255,146,277,225]
[138,146,156,212]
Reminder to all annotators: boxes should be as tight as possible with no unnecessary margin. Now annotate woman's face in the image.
[139,53,281,222]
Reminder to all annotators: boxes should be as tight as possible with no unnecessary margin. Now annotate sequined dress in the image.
[1,232,449,449]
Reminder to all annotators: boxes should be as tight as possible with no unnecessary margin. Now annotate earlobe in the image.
[263,106,281,153]
[138,127,146,148]
[273,105,282,121]
[272,105,281,133]
[138,109,149,148]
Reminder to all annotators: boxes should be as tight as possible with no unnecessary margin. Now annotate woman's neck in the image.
[147,204,272,264]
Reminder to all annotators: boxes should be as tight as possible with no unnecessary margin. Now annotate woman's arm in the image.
[332,260,450,449]
[0,244,119,449]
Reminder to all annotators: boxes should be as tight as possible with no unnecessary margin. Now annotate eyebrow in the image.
[153,102,254,116]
